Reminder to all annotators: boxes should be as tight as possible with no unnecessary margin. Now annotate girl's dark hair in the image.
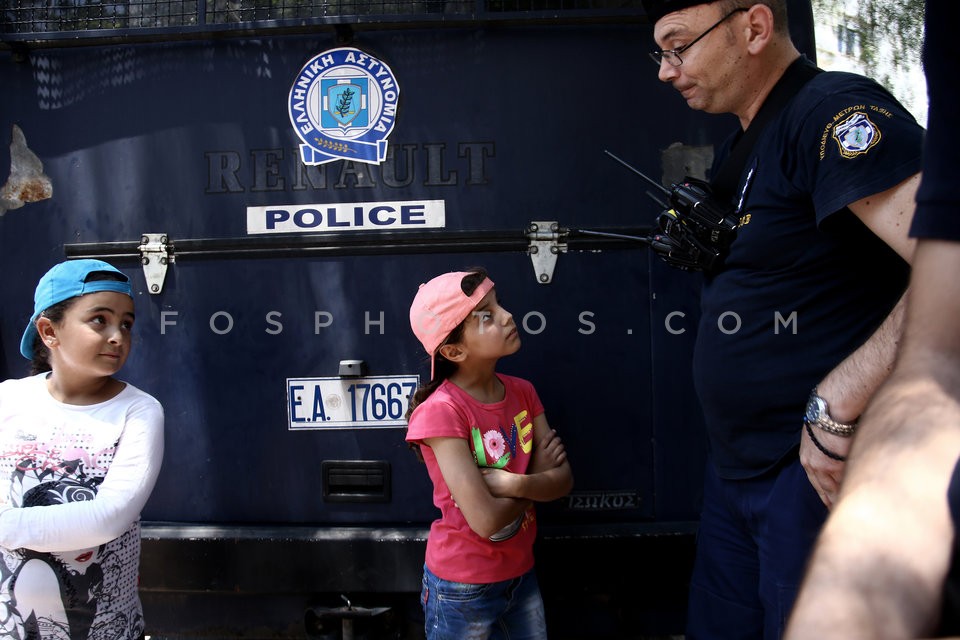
[404,267,489,460]
[28,271,129,376]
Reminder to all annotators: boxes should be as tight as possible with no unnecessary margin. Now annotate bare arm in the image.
[789,368,960,638]
[818,171,920,419]
[801,173,920,507]
[481,414,574,502]
[0,397,164,552]
[787,239,960,639]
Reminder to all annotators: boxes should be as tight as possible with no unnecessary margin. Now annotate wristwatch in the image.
[804,388,858,437]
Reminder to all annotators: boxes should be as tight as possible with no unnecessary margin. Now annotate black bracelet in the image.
[804,420,847,462]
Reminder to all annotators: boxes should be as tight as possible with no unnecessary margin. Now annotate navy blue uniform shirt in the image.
[911,2,958,242]
[694,69,923,479]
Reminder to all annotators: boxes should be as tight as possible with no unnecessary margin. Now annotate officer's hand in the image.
[799,425,852,508]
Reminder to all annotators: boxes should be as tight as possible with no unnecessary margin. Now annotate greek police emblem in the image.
[832,111,881,158]
[288,47,400,166]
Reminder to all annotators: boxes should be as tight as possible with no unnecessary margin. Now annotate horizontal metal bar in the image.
[137,520,694,596]
[140,522,430,542]
[63,227,652,262]
[139,519,696,541]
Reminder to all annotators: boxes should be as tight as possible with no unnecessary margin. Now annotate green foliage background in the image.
[812,0,925,77]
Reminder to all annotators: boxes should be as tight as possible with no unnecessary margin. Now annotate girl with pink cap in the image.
[405,267,574,640]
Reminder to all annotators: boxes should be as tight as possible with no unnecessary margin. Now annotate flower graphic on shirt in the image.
[483,430,507,461]
[470,427,511,468]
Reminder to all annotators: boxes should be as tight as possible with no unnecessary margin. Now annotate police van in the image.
[0,1,814,636]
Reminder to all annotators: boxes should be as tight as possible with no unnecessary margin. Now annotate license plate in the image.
[286,375,419,430]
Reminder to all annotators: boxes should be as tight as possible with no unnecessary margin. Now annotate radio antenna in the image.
[603,149,670,196]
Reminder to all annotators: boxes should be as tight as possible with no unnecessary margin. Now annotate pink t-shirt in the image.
[406,374,543,583]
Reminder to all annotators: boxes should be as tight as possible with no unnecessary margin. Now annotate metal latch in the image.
[526,221,567,284]
[138,233,174,294]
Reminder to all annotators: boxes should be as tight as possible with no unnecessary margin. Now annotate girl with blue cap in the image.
[0,259,164,639]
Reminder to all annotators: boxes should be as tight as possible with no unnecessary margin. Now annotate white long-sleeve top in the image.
[0,372,164,640]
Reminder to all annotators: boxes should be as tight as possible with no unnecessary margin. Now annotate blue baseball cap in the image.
[20,259,133,359]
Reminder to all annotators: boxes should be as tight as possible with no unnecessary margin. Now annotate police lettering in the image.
[265,204,425,230]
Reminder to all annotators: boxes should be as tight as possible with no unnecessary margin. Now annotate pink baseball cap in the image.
[409,271,495,377]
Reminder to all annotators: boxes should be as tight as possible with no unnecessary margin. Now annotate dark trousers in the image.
[686,455,828,640]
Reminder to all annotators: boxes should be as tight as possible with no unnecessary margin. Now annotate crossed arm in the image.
[425,413,574,539]
[0,399,164,552]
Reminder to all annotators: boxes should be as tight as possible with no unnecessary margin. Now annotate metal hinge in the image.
[526,221,567,284]
[138,233,174,294]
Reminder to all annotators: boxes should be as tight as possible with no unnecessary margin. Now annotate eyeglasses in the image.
[649,7,749,67]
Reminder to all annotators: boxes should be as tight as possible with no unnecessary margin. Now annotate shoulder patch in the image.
[831,111,881,159]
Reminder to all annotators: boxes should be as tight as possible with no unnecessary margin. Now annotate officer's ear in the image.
[742,3,776,54]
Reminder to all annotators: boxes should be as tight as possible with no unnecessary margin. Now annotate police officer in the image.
[640,0,924,637]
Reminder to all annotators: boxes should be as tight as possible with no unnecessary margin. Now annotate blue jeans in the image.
[420,565,547,640]
[686,455,829,640]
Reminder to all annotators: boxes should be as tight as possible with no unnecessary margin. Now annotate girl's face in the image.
[457,288,520,361]
[44,291,135,378]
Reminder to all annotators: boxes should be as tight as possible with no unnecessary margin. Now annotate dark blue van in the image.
[0,2,814,636]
